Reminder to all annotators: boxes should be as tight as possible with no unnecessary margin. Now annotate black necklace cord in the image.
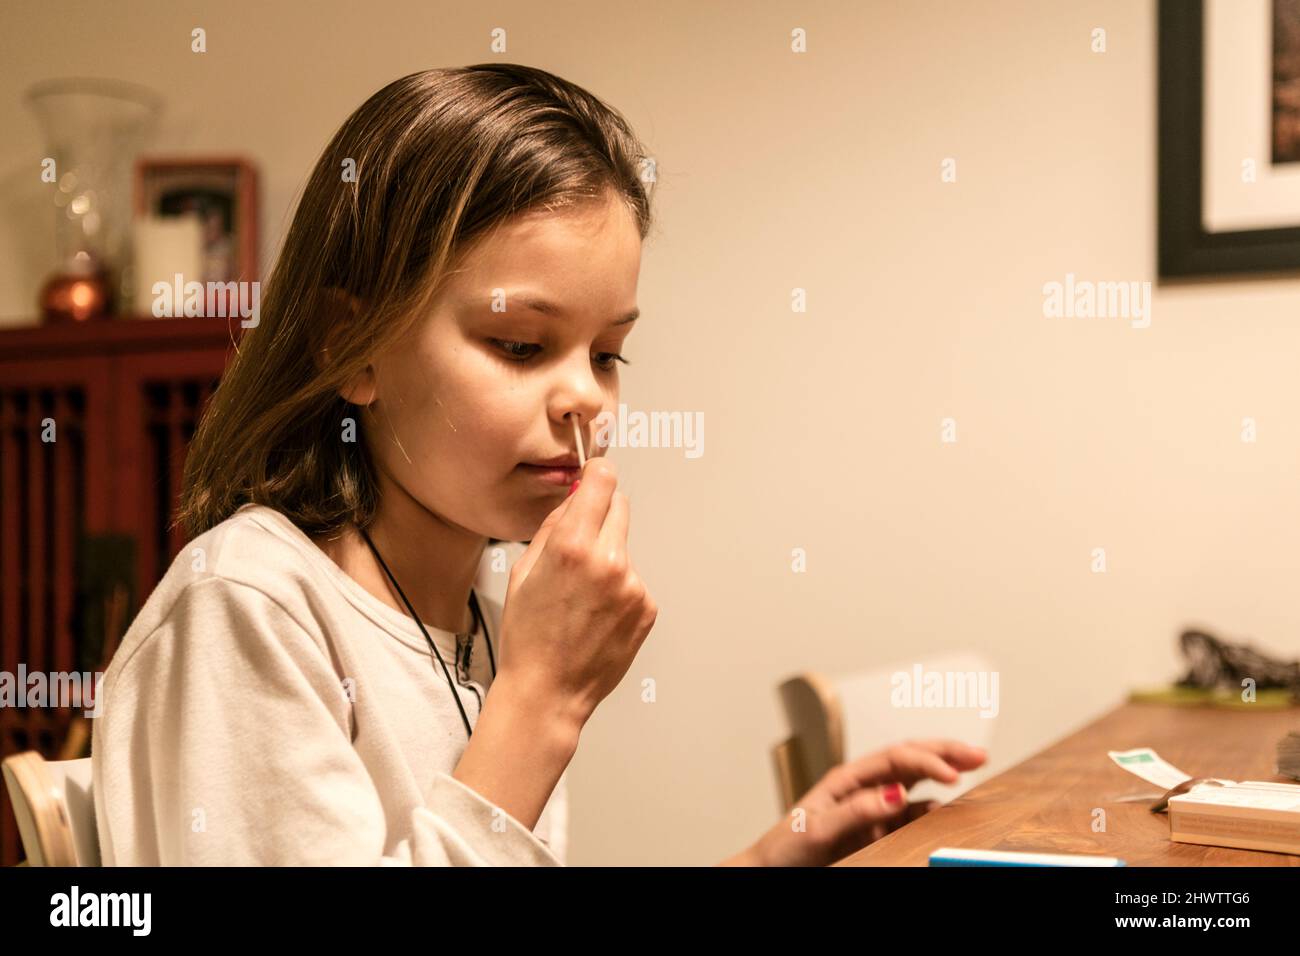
[360,526,491,740]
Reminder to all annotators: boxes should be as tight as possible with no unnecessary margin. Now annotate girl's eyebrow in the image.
[487,292,639,326]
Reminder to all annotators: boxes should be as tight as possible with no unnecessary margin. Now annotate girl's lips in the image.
[518,463,582,485]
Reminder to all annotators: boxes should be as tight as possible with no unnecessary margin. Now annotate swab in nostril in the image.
[571,414,587,468]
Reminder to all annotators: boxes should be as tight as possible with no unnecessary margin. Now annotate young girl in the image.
[91,64,985,866]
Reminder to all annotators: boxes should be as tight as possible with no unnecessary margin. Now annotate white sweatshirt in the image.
[91,503,568,866]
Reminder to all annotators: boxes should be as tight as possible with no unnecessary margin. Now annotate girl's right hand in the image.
[730,740,988,866]
[496,457,658,731]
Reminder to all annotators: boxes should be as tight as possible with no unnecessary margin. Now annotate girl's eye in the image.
[490,338,542,360]
[489,339,630,370]
[594,352,631,371]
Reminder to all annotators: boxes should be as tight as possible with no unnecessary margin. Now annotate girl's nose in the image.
[554,386,605,430]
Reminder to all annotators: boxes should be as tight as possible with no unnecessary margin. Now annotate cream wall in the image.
[3,0,1299,865]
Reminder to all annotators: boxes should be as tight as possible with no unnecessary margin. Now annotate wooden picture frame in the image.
[133,157,258,284]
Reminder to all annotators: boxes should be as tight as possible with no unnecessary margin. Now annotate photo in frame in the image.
[1159,0,1300,277]
[132,158,258,315]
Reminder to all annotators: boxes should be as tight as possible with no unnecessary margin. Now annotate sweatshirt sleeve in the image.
[93,575,562,866]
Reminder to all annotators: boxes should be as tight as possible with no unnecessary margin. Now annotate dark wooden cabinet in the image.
[0,316,240,865]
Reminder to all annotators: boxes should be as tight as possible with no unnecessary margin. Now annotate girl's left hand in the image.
[736,739,988,867]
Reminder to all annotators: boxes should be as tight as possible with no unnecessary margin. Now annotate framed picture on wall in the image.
[1159,0,1300,277]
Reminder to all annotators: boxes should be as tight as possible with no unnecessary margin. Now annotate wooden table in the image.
[836,701,1300,866]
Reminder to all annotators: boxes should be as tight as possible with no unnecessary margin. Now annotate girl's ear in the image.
[339,364,378,406]
[317,288,378,406]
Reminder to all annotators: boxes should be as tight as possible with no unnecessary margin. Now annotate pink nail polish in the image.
[568,480,581,496]
[883,783,904,806]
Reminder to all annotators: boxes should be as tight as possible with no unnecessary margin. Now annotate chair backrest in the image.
[772,672,842,813]
[2,752,99,866]
[773,653,999,811]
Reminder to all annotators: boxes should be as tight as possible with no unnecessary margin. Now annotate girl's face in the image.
[362,190,643,542]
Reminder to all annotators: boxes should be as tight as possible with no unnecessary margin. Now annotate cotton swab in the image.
[571,413,587,468]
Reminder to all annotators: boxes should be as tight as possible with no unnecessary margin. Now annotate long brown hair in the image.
[178,64,655,539]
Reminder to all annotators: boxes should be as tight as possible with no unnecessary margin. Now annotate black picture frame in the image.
[1159,0,1300,278]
